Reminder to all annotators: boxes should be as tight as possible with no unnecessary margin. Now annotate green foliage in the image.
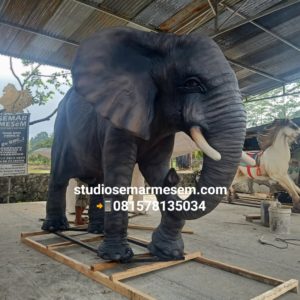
[28,154,51,165]
[245,82,300,127]
[11,58,72,106]
[29,131,53,153]
[193,150,203,160]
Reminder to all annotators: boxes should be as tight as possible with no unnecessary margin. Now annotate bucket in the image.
[268,206,291,234]
[260,200,271,227]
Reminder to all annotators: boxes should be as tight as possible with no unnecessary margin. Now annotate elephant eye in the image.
[184,78,200,87]
[182,77,207,93]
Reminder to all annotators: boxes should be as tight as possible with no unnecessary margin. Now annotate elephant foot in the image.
[41,215,69,232]
[88,221,104,234]
[292,202,300,213]
[98,239,134,262]
[148,228,184,260]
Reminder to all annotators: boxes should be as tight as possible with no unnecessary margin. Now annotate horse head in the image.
[257,119,300,150]
[281,119,300,143]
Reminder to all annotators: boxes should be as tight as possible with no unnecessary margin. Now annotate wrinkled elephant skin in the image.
[42,27,246,261]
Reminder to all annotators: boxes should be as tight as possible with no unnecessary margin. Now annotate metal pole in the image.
[217,0,250,30]
[207,0,216,15]
[7,177,11,203]
[244,91,300,103]
[228,58,286,83]
[211,0,300,38]
[214,0,219,32]
[54,231,98,253]
[221,3,300,53]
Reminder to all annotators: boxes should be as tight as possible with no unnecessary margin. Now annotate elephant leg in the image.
[98,201,132,261]
[88,191,104,234]
[143,167,185,260]
[42,177,69,231]
[139,136,185,260]
[98,129,137,261]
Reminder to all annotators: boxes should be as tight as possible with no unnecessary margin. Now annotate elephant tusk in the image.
[190,126,221,161]
[241,151,256,166]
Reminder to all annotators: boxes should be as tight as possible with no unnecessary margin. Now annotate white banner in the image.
[0,113,30,176]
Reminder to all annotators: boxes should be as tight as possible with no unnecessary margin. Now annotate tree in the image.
[29,132,54,152]
[7,57,72,124]
[244,81,300,127]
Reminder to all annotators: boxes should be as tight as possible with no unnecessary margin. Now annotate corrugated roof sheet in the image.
[0,0,300,97]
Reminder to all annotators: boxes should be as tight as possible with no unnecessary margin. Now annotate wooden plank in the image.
[245,215,261,222]
[90,253,151,271]
[134,253,152,258]
[127,236,150,246]
[128,224,194,234]
[110,251,202,281]
[251,279,299,300]
[47,241,73,249]
[21,236,155,300]
[21,231,49,238]
[21,231,298,299]
[194,256,299,292]
[91,261,119,272]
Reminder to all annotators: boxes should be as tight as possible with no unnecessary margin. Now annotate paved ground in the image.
[0,201,299,300]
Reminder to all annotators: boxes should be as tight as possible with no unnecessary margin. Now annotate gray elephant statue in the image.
[42,27,246,262]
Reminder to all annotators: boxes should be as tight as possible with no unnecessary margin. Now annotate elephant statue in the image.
[42,27,246,262]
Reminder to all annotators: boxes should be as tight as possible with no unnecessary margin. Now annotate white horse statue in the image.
[229,119,300,213]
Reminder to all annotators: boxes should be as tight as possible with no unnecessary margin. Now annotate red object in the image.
[244,151,263,178]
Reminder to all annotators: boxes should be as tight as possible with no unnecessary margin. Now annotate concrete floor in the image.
[0,201,299,300]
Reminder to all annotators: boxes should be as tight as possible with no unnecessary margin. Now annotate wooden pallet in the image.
[21,231,299,300]
[223,193,293,209]
[245,214,261,222]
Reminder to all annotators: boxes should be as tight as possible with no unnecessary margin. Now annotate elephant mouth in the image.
[190,126,256,166]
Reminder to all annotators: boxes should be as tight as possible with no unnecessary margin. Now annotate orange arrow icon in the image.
[96,203,103,209]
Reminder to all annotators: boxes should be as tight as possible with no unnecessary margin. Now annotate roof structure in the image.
[0,0,300,97]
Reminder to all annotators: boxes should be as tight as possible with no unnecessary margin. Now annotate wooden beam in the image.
[245,215,261,222]
[72,0,155,32]
[159,0,209,33]
[90,253,152,271]
[250,279,299,300]
[21,231,298,299]
[21,236,155,300]
[194,256,297,293]
[21,231,49,238]
[110,251,202,281]
[91,262,119,272]
[128,224,194,234]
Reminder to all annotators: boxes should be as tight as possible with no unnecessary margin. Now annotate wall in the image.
[0,174,50,203]
[0,172,199,204]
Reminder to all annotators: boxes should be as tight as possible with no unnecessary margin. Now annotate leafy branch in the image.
[6,57,72,124]
[245,81,300,127]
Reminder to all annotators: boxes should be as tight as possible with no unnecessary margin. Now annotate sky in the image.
[0,54,68,138]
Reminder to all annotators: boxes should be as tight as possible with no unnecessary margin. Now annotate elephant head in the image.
[72,27,246,220]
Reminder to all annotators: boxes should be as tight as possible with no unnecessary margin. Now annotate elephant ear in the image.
[72,28,157,140]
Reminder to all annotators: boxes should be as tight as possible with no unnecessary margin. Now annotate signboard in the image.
[0,113,30,176]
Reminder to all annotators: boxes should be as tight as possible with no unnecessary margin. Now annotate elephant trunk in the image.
[172,96,246,220]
